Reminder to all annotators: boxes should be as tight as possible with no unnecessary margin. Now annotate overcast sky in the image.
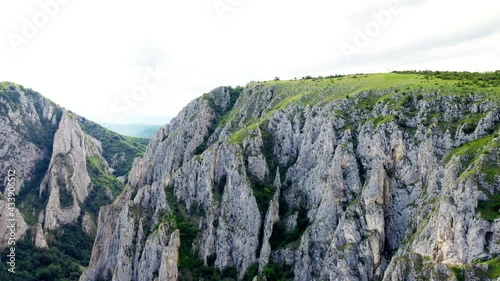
[0,0,499,124]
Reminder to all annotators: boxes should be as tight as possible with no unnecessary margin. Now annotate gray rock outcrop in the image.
[79,81,500,280]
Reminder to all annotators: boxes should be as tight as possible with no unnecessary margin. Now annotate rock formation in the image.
[82,74,500,280]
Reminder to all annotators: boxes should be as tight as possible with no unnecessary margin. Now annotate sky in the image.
[0,0,499,125]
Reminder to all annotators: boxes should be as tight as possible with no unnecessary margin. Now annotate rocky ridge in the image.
[82,73,500,280]
[0,82,148,280]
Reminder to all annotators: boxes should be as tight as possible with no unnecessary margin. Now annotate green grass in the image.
[394,70,500,88]
[257,72,500,99]
[479,139,500,183]
[86,155,124,197]
[445,134,497,167]
[229,123,260,144]
[438,113,487,134]
[441,132,500,221]
[226,72,500,144]
[449,265,465,281]
[337,243,355,251]
[474,257,500,279]
[347,194,361,208]
[458,113,488,134]
[485,257,500,279]
[434,112,489,134]
[373,114,397,127]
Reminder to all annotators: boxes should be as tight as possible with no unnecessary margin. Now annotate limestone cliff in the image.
[82,73,500,280]
[0,82,147,280]
[39,112,92,231]
[0,82,61,249]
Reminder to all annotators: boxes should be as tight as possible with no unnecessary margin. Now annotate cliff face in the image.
[82,73,500,281]
[0,84,106,249]
[0,82,148,279]
[0,83,61,249]
[39,112,92,230]
[0,83,59,195]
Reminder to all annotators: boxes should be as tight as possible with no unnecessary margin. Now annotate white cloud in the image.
[0,0,499,123]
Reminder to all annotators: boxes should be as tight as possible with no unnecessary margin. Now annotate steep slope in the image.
[0,82,62,249]
[0,82,148,280]
[82,71,500,281]
[77,117,150,177]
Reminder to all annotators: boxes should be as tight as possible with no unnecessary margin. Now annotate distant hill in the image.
[101,123,164,138]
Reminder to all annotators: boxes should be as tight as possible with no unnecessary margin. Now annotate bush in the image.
[249,176,276,215]
[17,157,51,225]
[243,263,259,281]
[58,185,73,208]
[262,262,294,281]
[392,70,500,87]
[269,207,310,250]
[477,195,500,221]
[0,237,84,281]
[50,222,94,265]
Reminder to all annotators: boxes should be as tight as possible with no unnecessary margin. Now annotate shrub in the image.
[262,262,294,281]
[0,237,84,281]
[269,207,310,250]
